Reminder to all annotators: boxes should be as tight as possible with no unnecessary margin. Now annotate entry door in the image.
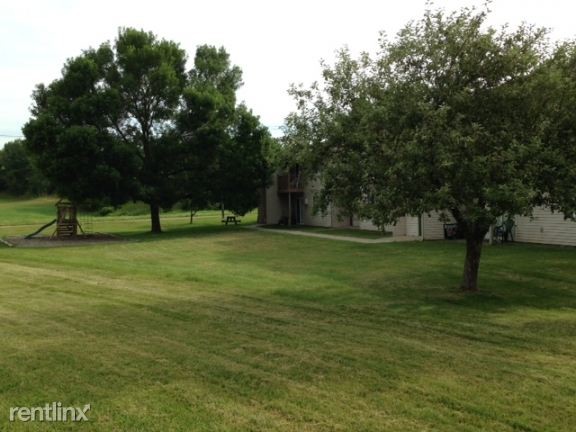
[406,216,420,236]
[291,196,303,225]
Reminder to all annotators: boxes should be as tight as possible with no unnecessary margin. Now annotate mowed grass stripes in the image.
[0,199,575,430]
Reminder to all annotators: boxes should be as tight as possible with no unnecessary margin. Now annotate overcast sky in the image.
[1,0,574,147]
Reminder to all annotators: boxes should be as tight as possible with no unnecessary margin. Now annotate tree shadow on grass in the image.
[211,236,576,316]
[112,222,253,243]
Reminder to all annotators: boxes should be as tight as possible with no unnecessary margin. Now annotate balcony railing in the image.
[277,173,303,193]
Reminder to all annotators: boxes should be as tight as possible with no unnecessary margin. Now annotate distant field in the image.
[0,195,236,238]
[0,197,575,431]
[0,195,57,226]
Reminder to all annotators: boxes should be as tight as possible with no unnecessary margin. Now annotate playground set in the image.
[25,200,94,240]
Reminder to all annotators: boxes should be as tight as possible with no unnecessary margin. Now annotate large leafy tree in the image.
[177,46,241,218]
[536,43,576,216]
[24,29,269,232]
[0,140,49,196]
[214,104,276,216]
[286,5,575,291]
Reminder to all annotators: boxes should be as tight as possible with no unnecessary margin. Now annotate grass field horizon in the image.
[1,196,575,431]
[0,195,246,239]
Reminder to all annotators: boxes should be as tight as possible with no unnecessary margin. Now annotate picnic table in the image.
[222,215,241,225]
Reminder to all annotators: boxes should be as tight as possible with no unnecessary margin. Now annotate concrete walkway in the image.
[248,226,422,244]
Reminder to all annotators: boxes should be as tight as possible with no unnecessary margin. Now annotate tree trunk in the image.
[461,231,487,291]
[190,209,195,224]
[220,202,225,220]
[150,203,162,233]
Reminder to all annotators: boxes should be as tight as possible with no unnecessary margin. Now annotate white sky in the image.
[1,0,575,147]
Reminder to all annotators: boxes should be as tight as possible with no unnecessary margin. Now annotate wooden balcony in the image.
[277,174,304,194]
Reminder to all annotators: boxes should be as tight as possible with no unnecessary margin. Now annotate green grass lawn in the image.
[0,195,234,238]
[0,195,57,226]
[0,198,575,430]
[262,224,392,239]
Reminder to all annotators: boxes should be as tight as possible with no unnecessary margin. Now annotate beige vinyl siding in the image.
[302,181,332,227]
[515,207,576,246]
[265,175,284,225]
[301,201,332,227]
[422,212,453,240]
[361,217,428,237]
[330,206,352,228]
[359,219,378,231]
[391,217,407,237]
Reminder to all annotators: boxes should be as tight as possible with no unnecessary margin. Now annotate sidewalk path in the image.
[247,225,422,244]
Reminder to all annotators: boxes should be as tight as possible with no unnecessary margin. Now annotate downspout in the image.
[419,214,424,240]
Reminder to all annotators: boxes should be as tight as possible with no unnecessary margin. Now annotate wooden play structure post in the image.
[55,200,79,238]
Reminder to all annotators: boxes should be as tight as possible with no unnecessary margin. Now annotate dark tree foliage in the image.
[286,5,576,291]
[177,46,242,217]
[0,140,49,196]
[214,105,276,216]
[24,29,272,232]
